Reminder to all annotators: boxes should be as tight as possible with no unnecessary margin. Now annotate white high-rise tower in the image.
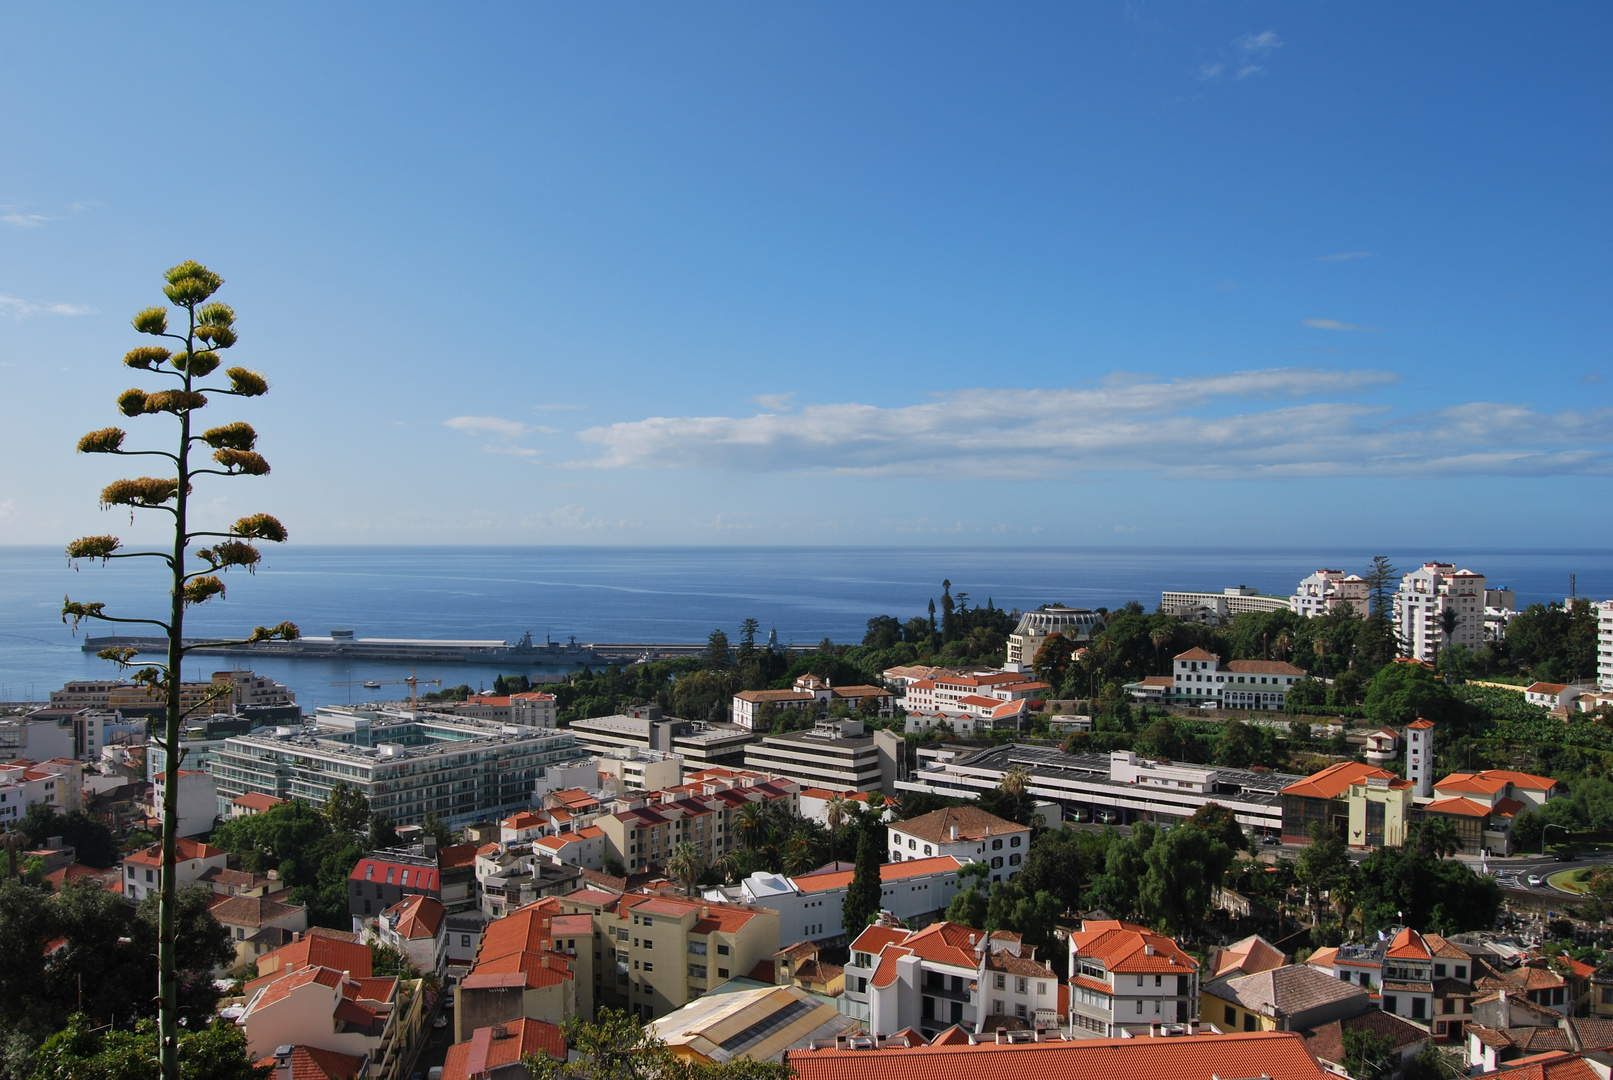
[1406,719,1434,798]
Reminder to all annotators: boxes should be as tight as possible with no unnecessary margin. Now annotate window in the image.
[1383,995,1398,1014]
[1442,999,1455,1015]
[1434,964,1446,978]
[992,839,1003,850]
[1412,998,1426,1020]
[908,838,916,849]
[717,968,729,978]
[1137,975,1144,986]
[1224,1006,1236,1026]
[1016,978,1027,994]
[1456,965,1467,980]
[990,856,1003,869]
[995,974,1005,990]
[462,935,472,947]
[643,940,653,949]
[1243,1014,1256,1032]
[1136,1001,1143,1015]
[994,999,1005,1015]
[689,942,707,955]
[1009,853,1021,866]
[689,964,706,979]
[717,944,730,955]
[923,845,931,856]
[643,962,653,973]
[1015,1004,1027,1020]
[146,869,154,883]
[1010,836,1021,848]
[1038,983,1046,996]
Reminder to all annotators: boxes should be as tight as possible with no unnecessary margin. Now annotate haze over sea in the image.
[2,546,1609,710]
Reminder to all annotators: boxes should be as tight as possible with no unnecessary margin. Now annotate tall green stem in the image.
[158,302,194,1080]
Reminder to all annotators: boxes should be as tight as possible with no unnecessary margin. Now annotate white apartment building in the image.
[743,720,905,793]
[1068,919,1201,1035]
[887,806,1031,884]
[1600,601,1613,691]
[1394,563,1487,663]
[1005,607,1106,670]
[597,748,683,795]
[1134,648,1307,711]
[0,757,82,826]
[1291,570,1370,619]
[704,856,968,945]
[841,920,1058,1035]
[1160,587,1292,620]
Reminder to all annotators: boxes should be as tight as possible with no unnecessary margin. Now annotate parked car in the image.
[1262,836,1282,846]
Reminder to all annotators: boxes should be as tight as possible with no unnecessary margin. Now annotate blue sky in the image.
[1,3,1609,547]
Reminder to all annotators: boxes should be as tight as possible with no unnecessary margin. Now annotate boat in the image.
[362,681,382,690]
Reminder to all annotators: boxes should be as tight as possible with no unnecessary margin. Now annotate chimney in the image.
[1500,990,1511,1029]
[875,1032,887,1048]
[996,1027,1007,1044]
[1190,1020,1200,1036]
[950,825,959,841]
[293,931,302,942]
[835,1034,849,1049]
[1151,1022,1162,1038]
[273,1046,294,1080]
[1035,1027,1046,1042]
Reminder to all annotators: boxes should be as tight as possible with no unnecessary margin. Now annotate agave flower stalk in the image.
[61,261,297,1080]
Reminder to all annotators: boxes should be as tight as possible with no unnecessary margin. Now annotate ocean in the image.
[1,545,1608,710]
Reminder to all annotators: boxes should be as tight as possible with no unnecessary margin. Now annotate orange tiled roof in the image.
[232,792,285,812]
[785,1030,1330,1080]
[1174,648,1219,661]
[258,934,371,979]
[123,837,225,867]
[1281,761,1399,800]
[1424,796,1493,817]
[895,806,1025,845]
[1069,920,1198,974]
[254,1046,369,1080]
[1436,769,1557,795]
[443,1018,565,1080]
[384,893,445,940]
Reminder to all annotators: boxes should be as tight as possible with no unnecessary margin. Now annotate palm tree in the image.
[825,795,850,864]
[1414,818,1463,859]
[1000,765,1031,797]
[1435,607,1459,675]
[736,802,764,851]
[667,841,706,897]
[1150,627,1172,674]
[1273,632,1293,662]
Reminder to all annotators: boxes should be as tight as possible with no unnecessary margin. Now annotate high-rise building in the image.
[1290,570,1370,619]
[1393,564,1487,663]
[1405,719,1434,799]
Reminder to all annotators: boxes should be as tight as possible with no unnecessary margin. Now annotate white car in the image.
[1527,874,1544,887]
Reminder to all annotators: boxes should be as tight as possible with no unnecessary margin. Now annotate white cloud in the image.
[752,392,797,412]
[1318,251,1376,262]
[0,295,95,318]
[569,368,1613,481]
[1302,318,1378,332]
[0,209,49,228]
[1237,31,1282,53]
[1198,62,1225,80]
[1237,65,1263,79]
[443,415,530,438]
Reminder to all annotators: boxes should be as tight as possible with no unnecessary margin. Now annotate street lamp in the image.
[1542,822,1571,857]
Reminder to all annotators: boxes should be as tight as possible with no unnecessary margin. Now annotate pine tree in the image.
[842,823,884,932]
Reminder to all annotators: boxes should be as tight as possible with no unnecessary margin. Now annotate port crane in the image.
[329,670,444,709]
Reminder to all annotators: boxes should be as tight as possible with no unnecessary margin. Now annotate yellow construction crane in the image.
[328,669,444,709]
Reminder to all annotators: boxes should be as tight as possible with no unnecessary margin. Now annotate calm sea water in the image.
[2,545,1609,710]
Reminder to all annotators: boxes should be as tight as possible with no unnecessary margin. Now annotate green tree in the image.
[1135,717,1183,761]
[1341,1027,1395,1080]
[1138,824,1235,935]
[1017,829,1089,913]
[842,823,884,932]
[323,781,371,836]
[29,1014,269,1080]
[422,812,454,851]
[1285,678,1327,711]
[16,806,119,870]
[703,630,732,672]
[1352,843,1501,934]
[1032,633,1075,688]
[1295,822,1353,909]
[59,261,296,1080]
[369,812,400,849]
[1413,817,1463,859]
[0,880,53,1033]
[667,842,707,897]
[1363,662,1458,727]
[984,877,1063,963]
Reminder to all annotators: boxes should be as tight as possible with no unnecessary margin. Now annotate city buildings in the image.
[1290,570,1370,619]
[743,719,905,792]
[1393,563,1489,663]
[651,983,857,1064]
[0,757,82,826]
[731,676,895,731]
[210,706,591,826]
[704,856,970,945]
[1127,648,1308,710]
[122,837,228,903]
[441,1018,566,1080]
[567,710,754,770]
[370,894,449,977]
[238,963,424,1080]
[1201,964,1371,1033]
[841,919,1058,1035]
[427,691,558,727]
[214,894,310,974]
[1067,919,1200,1036]
[595,776,797,873]
[1600,601,1613,691]
[1160,587,1292,620]
[900,744,1296,836]
[888,806,1030,883]
[1004,607,1105,670]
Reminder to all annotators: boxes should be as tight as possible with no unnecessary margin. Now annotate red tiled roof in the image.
[850,924,910,955]
[233,792,286,812]
[384,894,445,940]
[254,1046,368,1080]
[1069,920,1198,974]
[786,1030,1330,1080]
[1407,718,1435,729]
[1384,928,1432,960]
[123,837,225,867]
[443,1018,566,1080]
[257,933,371,980]
[1526,683,1571,696]
[795,856,966,894]
[1436,770,1557,794]
[348,858,438,892]
[1282,761,1400,800]
[895,806,1025,845]
[1173,648,1219,661]
[1225,660,1307,675]
[1424,796,1493,817]
[437,842,480,869]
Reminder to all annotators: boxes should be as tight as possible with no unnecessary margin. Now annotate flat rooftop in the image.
[920,743,1301,807]
[572,715,753,745]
